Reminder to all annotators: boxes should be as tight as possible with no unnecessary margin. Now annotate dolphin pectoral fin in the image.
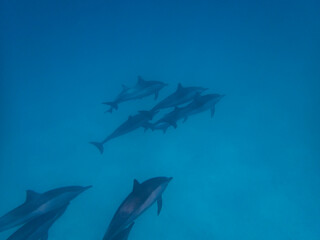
[154,91,159,100]
[41,232,48,240]
[211,106,215,118]
[183,116,188,122]
[90,142,104,154]
[157,197,163,215]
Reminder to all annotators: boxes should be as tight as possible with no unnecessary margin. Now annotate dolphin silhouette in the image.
[7,205,68,240]
[103,177,172,240]
[0,186,91,232]
[151,83,207,112]
[90,110,157,154]
[103,76,167,113]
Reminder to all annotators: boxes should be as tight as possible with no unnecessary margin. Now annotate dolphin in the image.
[150,83,207,112]
[176,93,225,123]
[7,205,68,240]
[103,76,167,113]
[153,93,225,129]
[0,186,91,232]
[103,177,172,240]
[90,110,157,154]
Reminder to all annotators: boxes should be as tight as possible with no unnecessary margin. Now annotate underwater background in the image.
[0,0,320,239]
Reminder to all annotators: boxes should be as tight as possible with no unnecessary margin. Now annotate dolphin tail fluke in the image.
[102,101,118,113]
[90,142,104,154]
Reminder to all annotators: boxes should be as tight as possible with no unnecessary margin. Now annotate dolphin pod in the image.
[103,177,172,240]
[103,76,167,113]
[91,79,223,154]
[0,185,91,232]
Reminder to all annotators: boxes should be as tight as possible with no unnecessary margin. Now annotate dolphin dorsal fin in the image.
[176,83,183,92]
[157,196,163,215]
[133,179,140,191]
[137,76,146,85]
[26,190,40,202]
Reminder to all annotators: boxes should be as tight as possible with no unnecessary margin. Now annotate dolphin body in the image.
[0,186,91,233]
[150,83,207,112]
[103,76,167,113]
[153,93,224,129]
[7,205,68,240]
[181,93,225,121]
[103,177,172,240]
[90,110,157,154]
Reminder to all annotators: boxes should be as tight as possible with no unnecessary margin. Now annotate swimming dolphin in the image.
[103,76,167,113]
[0,186,91,232]
[103,177,172,240]
[90,110,157,154]
[181,93,225,121]
[153,93,224,129]
[7,205,68,240]
[150,83,207,112]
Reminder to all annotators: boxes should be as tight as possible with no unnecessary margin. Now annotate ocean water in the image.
[0,0,319,239]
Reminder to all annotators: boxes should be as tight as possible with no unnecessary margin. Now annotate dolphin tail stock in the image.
[89,142,104,154]
[102,101,118,113]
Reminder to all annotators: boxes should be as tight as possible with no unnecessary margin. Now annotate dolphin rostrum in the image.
[0,186,91,233]
[7,205,68,240]
[103,177,172,240]
[150,83,207,112]
[103,76,167,113]
[90,110,157,154]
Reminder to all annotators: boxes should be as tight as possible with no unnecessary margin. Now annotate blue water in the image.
[1,0,320,239]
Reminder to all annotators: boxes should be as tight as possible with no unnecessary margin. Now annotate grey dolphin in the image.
[181,93,225,121]
[7,205,68,240]
[103,177,172,240]
[151,83,207,112]
[0,186,91,232]
[154,93,224,129]
[90,110,157,154]
[103,76,167,113]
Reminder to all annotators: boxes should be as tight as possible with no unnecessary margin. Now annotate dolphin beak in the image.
[168,177,173,182]
[83,185,93,191]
